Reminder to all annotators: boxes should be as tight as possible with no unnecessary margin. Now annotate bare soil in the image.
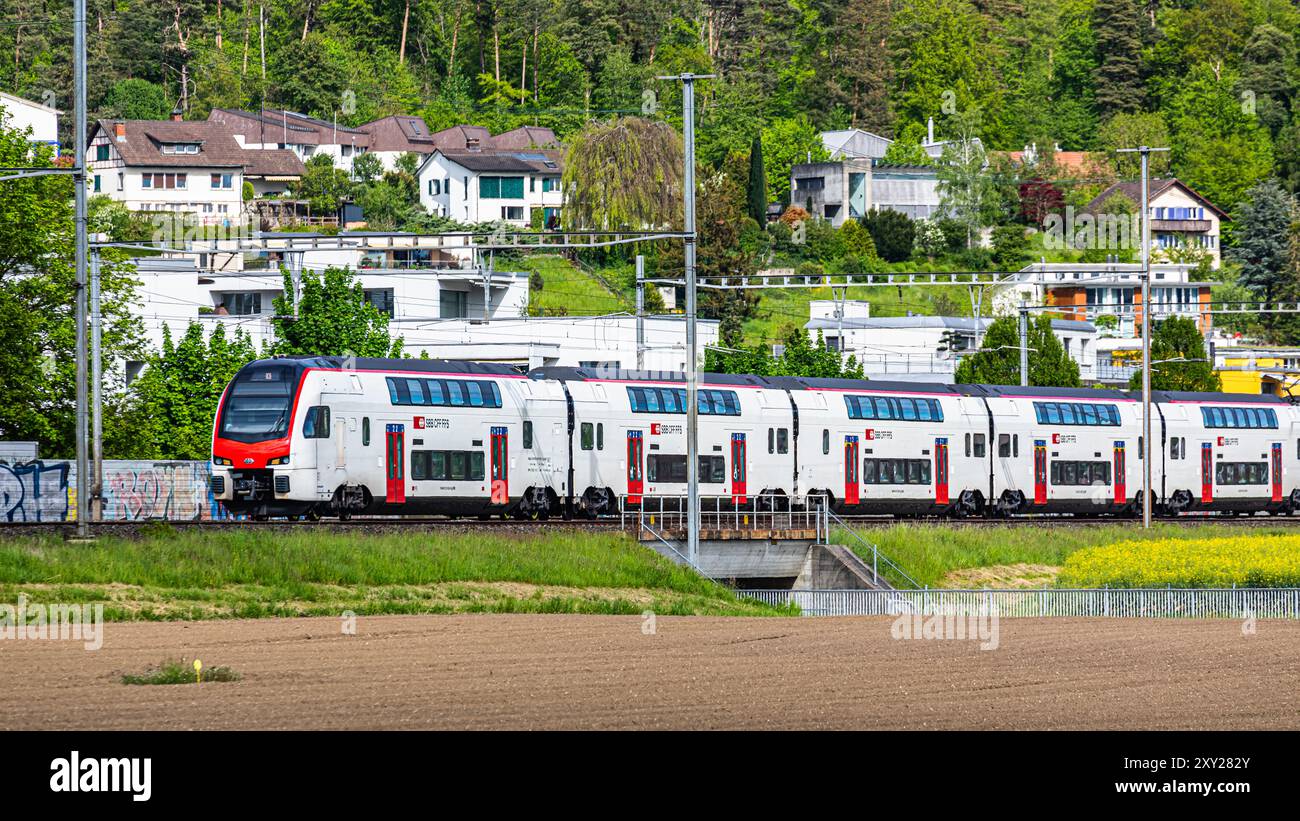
[2,614,1297,730]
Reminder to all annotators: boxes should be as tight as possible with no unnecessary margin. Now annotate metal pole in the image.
[1018,301,1029,387]
[73,0,89,538]
[683,75,700,567]
[91,249,103,522]
[635,254,645,370]
[1140,148,1152,529]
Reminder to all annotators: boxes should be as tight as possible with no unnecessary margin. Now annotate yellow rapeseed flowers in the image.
[1058,535,1300,588]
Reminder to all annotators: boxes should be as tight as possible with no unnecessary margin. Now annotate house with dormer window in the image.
[1086,178,1228,268]
[86,115,304,224]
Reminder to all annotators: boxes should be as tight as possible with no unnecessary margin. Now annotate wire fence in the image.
[741,587,1300,619]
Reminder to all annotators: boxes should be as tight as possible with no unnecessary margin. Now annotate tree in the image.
[0,124,144,457]
[1128,316,1220,392]
[761,115,828,205]
[132,322,258,460]
[706,326,863,379]
[1092,0,1145,118]
[1098,113,1172,178]
[562,117,683,229]
[1231,179,1294,301]
[746,136,767,225]
[102,78,170,120]
[861,209,915,262]
[270,267,403,357]
[936,110,995,248]
[352,152,384,186]
[954,314,1081,387]
[991,223,1030,269]
[881,132,931,166]
[838,219,878,261]
[293,154,353,216]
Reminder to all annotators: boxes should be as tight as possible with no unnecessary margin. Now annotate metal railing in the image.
[620,493,830,542]
[823,509,922,590]
[741,586,1300,619]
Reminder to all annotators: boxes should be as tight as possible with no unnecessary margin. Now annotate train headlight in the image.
[267,456,290,466]
[213,456,233,466]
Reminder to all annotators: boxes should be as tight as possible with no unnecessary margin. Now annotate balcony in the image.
[1150,219,1212,233]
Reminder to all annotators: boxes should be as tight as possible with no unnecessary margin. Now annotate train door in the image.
[1113,441,1127,505]
[490,426,509,505]
[1272,442,1283,503]
[1033,439,1047,505]
[1201,442,1213,504]
[385,424,405,504]
[843,435,859,506]
[934,437,949,506]
[731,433,748,505]
[626,430,643,505]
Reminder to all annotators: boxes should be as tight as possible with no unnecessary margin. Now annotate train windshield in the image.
[218,367,295,443]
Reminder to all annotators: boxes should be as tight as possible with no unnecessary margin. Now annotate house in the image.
[86,118,263,223]
[0,91,59,153]
[397,315,719,371]
[1209,344,1300,397]
[790,158,941,226]
[208,108,370,174]
[1086,178,1227,268]
[417,148,563,226]
[356,114,437,170]
[1000,143,1096,176]
[804,313,1099,383]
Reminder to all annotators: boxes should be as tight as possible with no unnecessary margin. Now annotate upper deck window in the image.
[1201,406,1278,429]
[844,395,943,422]
[1033,401,1121,426]
[386,376,502,408]
[626,386,741,416]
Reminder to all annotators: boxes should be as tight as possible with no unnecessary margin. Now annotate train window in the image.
[822,429,830,455]
[1033,402,1120,426]
[597,423,604,450]
[362,417,370,446]
[431,452,445,478]
[1013,434,1019,458]
[385,377,502,409]
[1050,460,1111,485]
[302,406,330,438]
[965,433,971,457]
[973,434,986,458]
[426,380,445,405]
[768,428,775,454]
[844,395,943,422]
[580,423,594,450]
[411,451,431,481]
[1170,436,1181,459]
[1216,462,1268,485]
[523,421,533,449]
[1201,406,1278,429]
[863,458,931,484]
[626,387,741,416]
[998,434,1011,458]
[777,428,789,454]
[648,454,722,483]
[407,379,426,404]
[1138,436,1143,460]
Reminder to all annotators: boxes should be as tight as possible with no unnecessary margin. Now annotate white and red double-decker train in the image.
[209,356,1300,519]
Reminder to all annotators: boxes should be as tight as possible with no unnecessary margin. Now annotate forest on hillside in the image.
[3,0,1298,215]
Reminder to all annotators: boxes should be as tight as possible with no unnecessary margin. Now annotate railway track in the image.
[2,512,1298,538]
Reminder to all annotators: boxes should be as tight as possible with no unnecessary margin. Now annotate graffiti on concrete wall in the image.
[0,460,233,522]
[0,460,70,522]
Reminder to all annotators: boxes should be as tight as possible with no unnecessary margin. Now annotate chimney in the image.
[927,117,934,144]
[113,122,126,142]
[170,106,183,122]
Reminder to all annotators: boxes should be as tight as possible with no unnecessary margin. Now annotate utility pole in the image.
[659,72,713,568]
[73,0,90,539]
[1018,301,1029,387]
[91,248,103,522]
[635,254,645,371]
[1117,145,1169,529]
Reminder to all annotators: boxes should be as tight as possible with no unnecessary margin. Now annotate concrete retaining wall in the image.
[0,460,232,522]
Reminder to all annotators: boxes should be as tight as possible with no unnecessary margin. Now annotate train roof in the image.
[962,383,1131,401]
[526,367,771,388]
[1151,390,1289,404]
[245,356,522,376]
[766,376,966,395]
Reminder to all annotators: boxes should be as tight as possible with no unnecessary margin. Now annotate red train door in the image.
[934,437,949,506]
[1272,442,1283,503]
[1201,442,1213,504]
[490,426,508,505]
[843,435,859,506]
[1033,439,1047,505]
[731,433,748,505]
[1113,441,1126,505]
[385,424,405,504]
[626,430,643,505]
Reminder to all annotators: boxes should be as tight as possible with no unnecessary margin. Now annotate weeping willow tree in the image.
[561,117,684,229]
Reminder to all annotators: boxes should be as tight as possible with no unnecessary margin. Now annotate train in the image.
[209,355,1300,520]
